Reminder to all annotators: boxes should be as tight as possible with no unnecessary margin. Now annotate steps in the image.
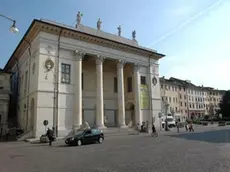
[101,127,136,137]
[17,131,33,141]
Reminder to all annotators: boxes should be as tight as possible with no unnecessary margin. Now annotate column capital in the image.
[133,63,140,72]
[74,50,85,60]
[96,55,106,65]
[117,60,126,69]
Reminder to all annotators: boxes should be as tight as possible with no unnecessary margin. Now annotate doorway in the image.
[125,102,135,126]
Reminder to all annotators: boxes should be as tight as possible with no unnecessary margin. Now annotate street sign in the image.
[43,120,48,126]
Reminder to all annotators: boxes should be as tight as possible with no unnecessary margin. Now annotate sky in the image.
[0,0,229,90]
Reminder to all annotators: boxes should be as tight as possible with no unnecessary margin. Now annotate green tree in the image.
[219,90,230,118]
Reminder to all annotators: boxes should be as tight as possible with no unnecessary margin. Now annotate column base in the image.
[148,126,152,134]
[119,124,128,128]
[96,124,107,129]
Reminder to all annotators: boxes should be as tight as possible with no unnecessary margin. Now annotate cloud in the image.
[147,0,224,47]
[161,42,230,90]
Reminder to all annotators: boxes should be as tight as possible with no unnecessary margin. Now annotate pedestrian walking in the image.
[46,127,54,146]
[185,121,188,131]
[189,122,194,132]
[151,124,158,137]
[176,121,180,133]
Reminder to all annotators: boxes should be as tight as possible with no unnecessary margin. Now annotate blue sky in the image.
[0,0,229,89]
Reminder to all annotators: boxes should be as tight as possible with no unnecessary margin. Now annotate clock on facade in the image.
[152,77,157,86]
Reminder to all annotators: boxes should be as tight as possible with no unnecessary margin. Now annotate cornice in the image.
[5,20,165,71]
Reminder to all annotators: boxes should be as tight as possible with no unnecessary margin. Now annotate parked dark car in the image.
[65,128,104,146]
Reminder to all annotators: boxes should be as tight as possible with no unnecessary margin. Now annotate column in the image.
[73,51,85,130]
[133,64,142,125]
[96,55,106,128]
[117,60,127,128]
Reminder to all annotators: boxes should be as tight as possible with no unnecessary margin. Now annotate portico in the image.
[72,52,143,130]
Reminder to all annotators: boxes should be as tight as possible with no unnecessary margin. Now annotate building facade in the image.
[160,78,180,114]
[4,19,165,138]
[205,87,225,115]
[0,69,11,131]
[160,77,225,118]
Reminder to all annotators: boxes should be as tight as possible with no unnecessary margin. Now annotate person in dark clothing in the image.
[46,128,54,146]
[152,124,156,133]
[151,124,158,137]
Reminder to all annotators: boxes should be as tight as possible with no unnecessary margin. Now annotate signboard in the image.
[140,85,149,109]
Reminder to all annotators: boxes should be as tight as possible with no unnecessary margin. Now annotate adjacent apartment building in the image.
[160,77,225,118]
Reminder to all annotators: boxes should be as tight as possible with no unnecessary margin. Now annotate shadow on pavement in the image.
[168,129,230,143]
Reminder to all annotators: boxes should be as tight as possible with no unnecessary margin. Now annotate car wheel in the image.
[77,140,82,146]
[98,137,104,144]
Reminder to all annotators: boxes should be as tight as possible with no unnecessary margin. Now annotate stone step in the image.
[102,127,137,137]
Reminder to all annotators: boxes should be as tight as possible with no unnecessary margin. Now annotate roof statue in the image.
[77,11,82,25]
[117,25,121,36]
[132,30,136,40]
[97,18,102,30]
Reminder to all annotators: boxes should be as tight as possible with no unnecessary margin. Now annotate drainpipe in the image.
[53,29,63,138]
[24,40,32,132]
[148,58,153,133]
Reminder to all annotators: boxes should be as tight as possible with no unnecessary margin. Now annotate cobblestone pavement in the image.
[1,126,230,172]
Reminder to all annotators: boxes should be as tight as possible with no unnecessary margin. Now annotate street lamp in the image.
[0,13,19,33]
[10,21,19,33]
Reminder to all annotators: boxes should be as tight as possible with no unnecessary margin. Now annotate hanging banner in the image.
[140,85,149,109]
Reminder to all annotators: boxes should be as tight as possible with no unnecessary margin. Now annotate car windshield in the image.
[74,130,84,135]
[166,118,174,122]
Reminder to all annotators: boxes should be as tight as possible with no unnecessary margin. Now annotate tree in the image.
[219,90,230,118]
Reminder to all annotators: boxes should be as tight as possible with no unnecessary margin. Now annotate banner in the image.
[140,85,149,109]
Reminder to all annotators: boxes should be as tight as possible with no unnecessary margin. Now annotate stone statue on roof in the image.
[132,30,136,40]
[77,11,82,25]
[97,18,102,30]
[117,25,121,36]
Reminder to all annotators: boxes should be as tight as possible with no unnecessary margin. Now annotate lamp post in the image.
[0,13,19,33]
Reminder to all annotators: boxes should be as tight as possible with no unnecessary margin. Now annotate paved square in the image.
[1,126,230,172]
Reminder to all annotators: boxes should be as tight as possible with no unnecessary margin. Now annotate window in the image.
[180,102,182,106]
[24,71,28,94]
[127,77,132,92]
[114,77,117,93]
[61,63,71,84]
[140,76,146,85]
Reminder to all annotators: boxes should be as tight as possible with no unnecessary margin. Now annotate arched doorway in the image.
[125,102,135,126]
[29,98,35,131]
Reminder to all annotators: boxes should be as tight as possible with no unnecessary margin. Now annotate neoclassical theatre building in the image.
[5,17,165,138]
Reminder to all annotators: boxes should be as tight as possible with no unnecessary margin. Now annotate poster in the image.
[140,85,149,109]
